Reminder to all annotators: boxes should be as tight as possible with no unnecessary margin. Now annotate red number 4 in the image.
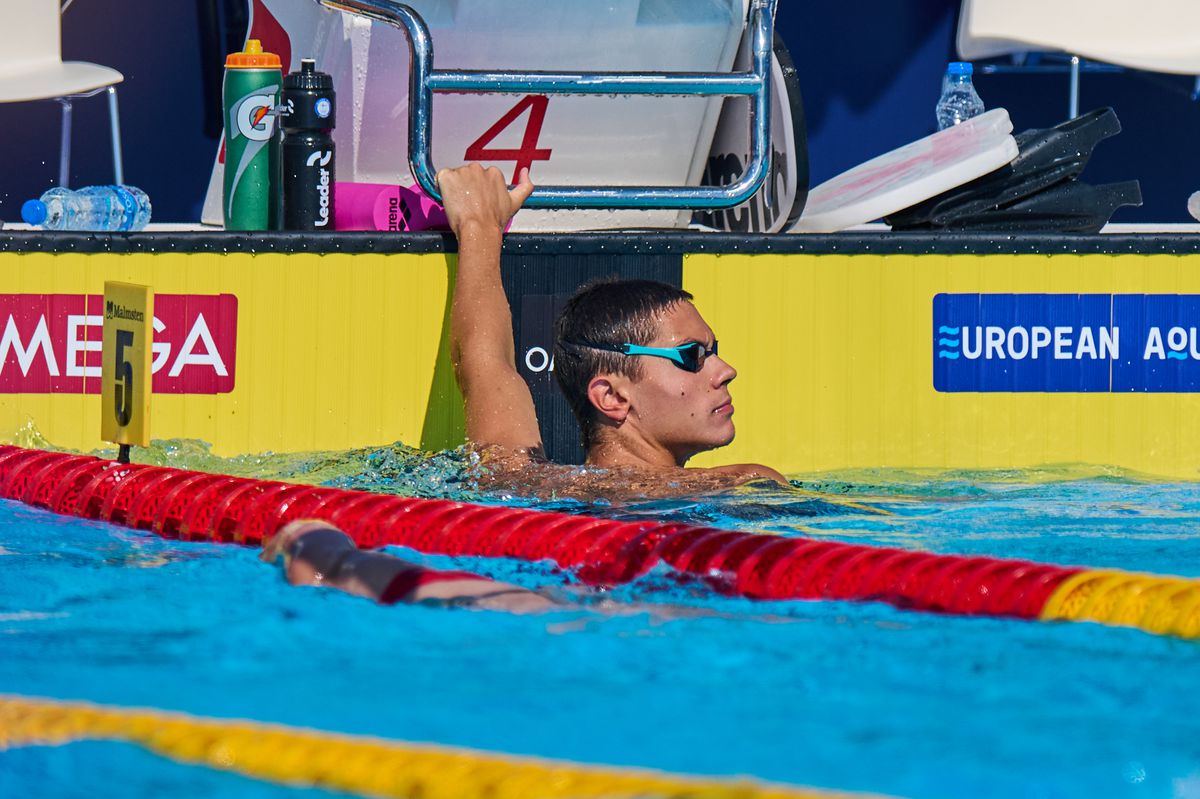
[465,95,552,182]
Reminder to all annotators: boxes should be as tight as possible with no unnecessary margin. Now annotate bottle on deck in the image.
[936,62,985,131]
[21,185,152,232]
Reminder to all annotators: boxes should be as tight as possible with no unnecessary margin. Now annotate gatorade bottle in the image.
[281,59,336,231]
[223,39,282,231]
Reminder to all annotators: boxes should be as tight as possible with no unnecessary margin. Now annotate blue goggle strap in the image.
[622,343,691,367]
[562,339,715,370]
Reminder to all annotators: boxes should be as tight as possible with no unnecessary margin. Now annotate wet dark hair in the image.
[553,279,693,450]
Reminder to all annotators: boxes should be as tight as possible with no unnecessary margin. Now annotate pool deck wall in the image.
[3,230,1200,477]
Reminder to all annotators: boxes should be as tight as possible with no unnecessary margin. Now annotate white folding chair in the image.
[958,0,1200,118]
[0,0,125,187]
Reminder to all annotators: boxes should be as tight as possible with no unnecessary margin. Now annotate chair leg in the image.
[107,86,125,186]
[58,98,73,188]
[1068,55,1080,119]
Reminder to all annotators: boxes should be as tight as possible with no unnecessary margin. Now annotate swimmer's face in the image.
[626,301,737,463]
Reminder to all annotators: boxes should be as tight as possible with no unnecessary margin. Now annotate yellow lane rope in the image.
[1040,570,1200,638]
[0,695,884,799]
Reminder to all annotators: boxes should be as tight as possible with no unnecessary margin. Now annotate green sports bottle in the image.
[222,39,282,231]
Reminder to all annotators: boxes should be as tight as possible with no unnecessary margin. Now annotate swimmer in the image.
[262,520,558,614]
[439,163,787,499]
[261,170,832,609]
[265,519,751,619]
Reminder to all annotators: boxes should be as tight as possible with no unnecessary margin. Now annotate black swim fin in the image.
[920,179,1143,234]
[886,107,1136,232]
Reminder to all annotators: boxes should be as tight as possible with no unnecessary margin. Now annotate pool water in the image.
[2,440,1199,799]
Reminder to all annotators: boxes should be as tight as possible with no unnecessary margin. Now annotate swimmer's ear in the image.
[587,375,630,423]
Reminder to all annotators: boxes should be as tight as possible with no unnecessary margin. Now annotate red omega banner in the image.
[0,294,237,394]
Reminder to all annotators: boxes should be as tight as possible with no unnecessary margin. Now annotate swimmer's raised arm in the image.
[440,165,542,453]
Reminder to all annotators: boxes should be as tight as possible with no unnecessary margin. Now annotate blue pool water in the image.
[2,443,1200,799]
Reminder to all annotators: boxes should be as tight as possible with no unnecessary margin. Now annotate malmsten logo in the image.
[104,300,144,323]
[934,293,1200,392]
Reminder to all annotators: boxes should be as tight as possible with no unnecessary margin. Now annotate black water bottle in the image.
[281,59,336,231]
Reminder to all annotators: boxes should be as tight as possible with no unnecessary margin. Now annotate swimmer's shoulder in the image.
[701,462,789,486]
[470,446,787,498]
[469,443,604,497]
[470,443,548,467]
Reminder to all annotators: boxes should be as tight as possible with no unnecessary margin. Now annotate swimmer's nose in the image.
[710,354,736,386]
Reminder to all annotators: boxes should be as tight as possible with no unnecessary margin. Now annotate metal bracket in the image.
[317,0,776,209]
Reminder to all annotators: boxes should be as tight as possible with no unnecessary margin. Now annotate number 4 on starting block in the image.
[101,281,153,450]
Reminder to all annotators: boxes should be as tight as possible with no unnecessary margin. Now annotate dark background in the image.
[2,0,1197,224]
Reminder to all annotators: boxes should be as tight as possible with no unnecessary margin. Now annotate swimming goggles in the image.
[563,339,718,373]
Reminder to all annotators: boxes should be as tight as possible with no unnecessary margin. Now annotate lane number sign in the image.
[101,281,153,448]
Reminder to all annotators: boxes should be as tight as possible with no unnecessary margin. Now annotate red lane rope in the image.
[0,446,1083,619]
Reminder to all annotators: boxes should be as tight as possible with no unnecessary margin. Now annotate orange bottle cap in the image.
[226,39,282,69]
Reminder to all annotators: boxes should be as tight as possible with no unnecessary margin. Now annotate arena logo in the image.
[694,148,793,233]
[934,293,1200,392]
[0,294,237,394]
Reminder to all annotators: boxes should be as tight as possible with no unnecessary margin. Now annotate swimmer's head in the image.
[555,280,690,449]
[554,279,737,460]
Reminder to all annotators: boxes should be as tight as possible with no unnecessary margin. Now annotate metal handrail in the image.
[316,0,777,209]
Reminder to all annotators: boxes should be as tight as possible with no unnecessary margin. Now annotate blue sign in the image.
[933,294,1200,392]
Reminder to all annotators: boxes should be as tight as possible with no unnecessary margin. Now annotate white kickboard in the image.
[790,108,1019,234]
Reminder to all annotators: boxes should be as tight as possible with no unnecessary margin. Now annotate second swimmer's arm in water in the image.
[263,522,730,620]
[441,164,541,454]
[262,520,557,613]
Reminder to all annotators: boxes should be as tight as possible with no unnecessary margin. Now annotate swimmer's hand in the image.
[438,164,534,236]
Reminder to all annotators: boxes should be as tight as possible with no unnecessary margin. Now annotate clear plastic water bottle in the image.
[21,185,152,231]
[935,62,985,131]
